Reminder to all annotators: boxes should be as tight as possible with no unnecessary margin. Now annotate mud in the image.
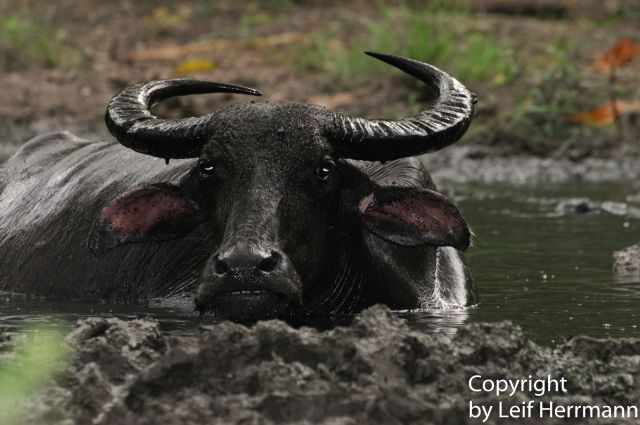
[21,306,640,425]
[614,243,640,278]
[554,198,640,218]
[424,146,640,185]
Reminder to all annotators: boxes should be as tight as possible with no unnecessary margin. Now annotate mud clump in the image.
[25,306,640,425]
[555,198,640,218]
[614,243,640,278]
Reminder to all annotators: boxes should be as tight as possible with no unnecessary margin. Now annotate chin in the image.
[207,289,294,322]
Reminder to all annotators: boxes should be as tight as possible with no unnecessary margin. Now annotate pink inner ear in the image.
[102,188,195,235]
[365,197,447,233]
[360,188,469,249]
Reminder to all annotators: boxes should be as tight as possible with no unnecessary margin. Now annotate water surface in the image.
[406,182,640,344]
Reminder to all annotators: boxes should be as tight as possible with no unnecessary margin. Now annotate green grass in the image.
[294,3,518,87]
[0,327,68,425]
[0,15,81,72]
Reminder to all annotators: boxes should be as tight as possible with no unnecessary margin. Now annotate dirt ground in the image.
[0,0,639,161]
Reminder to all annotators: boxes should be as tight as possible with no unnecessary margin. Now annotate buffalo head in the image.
[96,52,475,321]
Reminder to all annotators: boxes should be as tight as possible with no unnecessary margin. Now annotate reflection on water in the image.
[1,183,639,345]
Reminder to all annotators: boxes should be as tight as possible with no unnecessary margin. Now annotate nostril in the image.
[214,256,230,275]
[257,251,281,273]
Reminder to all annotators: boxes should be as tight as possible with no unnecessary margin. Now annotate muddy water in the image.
[1,183,638,345]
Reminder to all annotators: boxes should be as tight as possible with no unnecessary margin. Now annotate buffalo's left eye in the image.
[315,160,335,182]
[198,159,216,177]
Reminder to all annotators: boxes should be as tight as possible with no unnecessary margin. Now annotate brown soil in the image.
[0,0,639,159]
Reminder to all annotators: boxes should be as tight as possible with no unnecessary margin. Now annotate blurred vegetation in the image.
[0,14,82,71]
[195,0,299,16]
[294,2,517,87]
[491,58,593,157]
[0,0,637,157]
[0,326,68,425]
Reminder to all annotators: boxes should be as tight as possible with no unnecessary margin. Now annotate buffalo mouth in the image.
[197,285,297,322]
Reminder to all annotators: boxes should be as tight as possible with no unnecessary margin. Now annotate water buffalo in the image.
[0,53,476,321]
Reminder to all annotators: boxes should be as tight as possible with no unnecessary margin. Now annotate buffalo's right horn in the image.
[105,79,262,159]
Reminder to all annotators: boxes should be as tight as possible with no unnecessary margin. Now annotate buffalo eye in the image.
[198,159,216,178]
[315,159,335,182]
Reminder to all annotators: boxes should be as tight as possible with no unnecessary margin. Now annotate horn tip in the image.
[363,51,422,72]
[364,51,391,60]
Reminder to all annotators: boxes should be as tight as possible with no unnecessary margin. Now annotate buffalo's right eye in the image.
[198,159,216,178]
[315,159,336,182]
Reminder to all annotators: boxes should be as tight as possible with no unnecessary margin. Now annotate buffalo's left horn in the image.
[326,52,476,161]
[105,79,262,159]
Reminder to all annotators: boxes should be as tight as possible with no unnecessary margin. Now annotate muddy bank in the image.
[21,306,640,425]
[424,146,640,185]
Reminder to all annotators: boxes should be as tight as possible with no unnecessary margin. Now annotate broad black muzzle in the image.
[195,241,302,321]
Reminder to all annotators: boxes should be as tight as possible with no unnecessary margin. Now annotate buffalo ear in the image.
[359,187,470,250]
[89,183,204,255]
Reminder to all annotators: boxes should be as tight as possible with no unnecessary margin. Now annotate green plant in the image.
[453,32,518,84]
[294,3,517,87]
[0,15,81,71]
[0,327,68,425]
[495,58,605,157]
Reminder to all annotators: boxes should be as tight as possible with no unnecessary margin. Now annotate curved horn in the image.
[326,52,476,161]
[105,79,262,159]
